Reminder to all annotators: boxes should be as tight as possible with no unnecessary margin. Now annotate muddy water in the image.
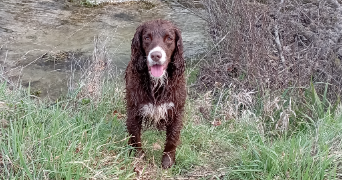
[0,0,206,99]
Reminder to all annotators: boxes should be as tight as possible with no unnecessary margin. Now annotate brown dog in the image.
[125,19,186,169]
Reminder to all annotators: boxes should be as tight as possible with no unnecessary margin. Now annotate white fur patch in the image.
[147,46,167,66]
[140,102,174,124]
[150,71,168,88]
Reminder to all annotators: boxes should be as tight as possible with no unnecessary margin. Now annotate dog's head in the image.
[131,19,184,79]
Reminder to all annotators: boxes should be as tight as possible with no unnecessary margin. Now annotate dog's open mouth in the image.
[150,64,165,77]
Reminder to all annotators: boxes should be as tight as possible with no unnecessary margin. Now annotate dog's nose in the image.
[151,51,162,62]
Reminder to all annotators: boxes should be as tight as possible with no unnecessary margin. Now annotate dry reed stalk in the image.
[77,37,109,103]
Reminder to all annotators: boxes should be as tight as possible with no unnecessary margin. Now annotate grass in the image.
[228,115,341,179]
[0,77,341,179]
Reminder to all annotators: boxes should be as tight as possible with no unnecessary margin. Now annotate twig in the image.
[274,0,286,65]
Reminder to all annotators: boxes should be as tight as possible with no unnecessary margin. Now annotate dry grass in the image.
[65,36,123,106]
[77,37,109,102]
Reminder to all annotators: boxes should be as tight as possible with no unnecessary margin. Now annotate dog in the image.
[125,19,186,169]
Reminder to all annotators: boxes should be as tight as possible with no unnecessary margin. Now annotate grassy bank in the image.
[0,78,341,179]
[1,0,342,178]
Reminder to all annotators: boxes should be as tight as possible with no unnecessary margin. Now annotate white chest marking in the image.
[140,102,174,123]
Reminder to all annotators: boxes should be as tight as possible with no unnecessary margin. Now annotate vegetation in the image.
[0,70,341,179]
[199,0,342,98]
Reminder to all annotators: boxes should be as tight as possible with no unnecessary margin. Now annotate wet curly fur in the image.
[125,19,186,169]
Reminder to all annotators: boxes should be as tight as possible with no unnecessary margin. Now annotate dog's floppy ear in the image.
[171,27,185,78]
[131,25,147,73]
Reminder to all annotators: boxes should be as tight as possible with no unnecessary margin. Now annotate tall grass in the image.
[0,75,341,179]
[0,78,133,179]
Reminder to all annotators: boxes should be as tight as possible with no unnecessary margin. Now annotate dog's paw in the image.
[161,152,175,169]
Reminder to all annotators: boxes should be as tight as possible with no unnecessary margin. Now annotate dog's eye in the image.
[144,37,151,41]
[166,36,173,41]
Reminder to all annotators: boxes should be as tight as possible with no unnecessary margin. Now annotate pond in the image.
[0,0,207,99]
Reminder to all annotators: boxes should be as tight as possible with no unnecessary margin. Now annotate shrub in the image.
[199,0,342,100]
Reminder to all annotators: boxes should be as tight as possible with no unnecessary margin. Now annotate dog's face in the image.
[141,23,177,78]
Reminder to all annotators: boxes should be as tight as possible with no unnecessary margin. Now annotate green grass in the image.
[226,114,341,179]
[0,79,341,179]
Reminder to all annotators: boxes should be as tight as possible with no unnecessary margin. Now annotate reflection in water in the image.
[0,0,207,99]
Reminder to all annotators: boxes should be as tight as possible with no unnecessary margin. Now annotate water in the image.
[0,0,206,99]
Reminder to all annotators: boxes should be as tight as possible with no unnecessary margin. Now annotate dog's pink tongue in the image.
[150,65,164,77]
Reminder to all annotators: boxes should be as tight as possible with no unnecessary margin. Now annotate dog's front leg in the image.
[162,114,183,169]
[126,114,144,157]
